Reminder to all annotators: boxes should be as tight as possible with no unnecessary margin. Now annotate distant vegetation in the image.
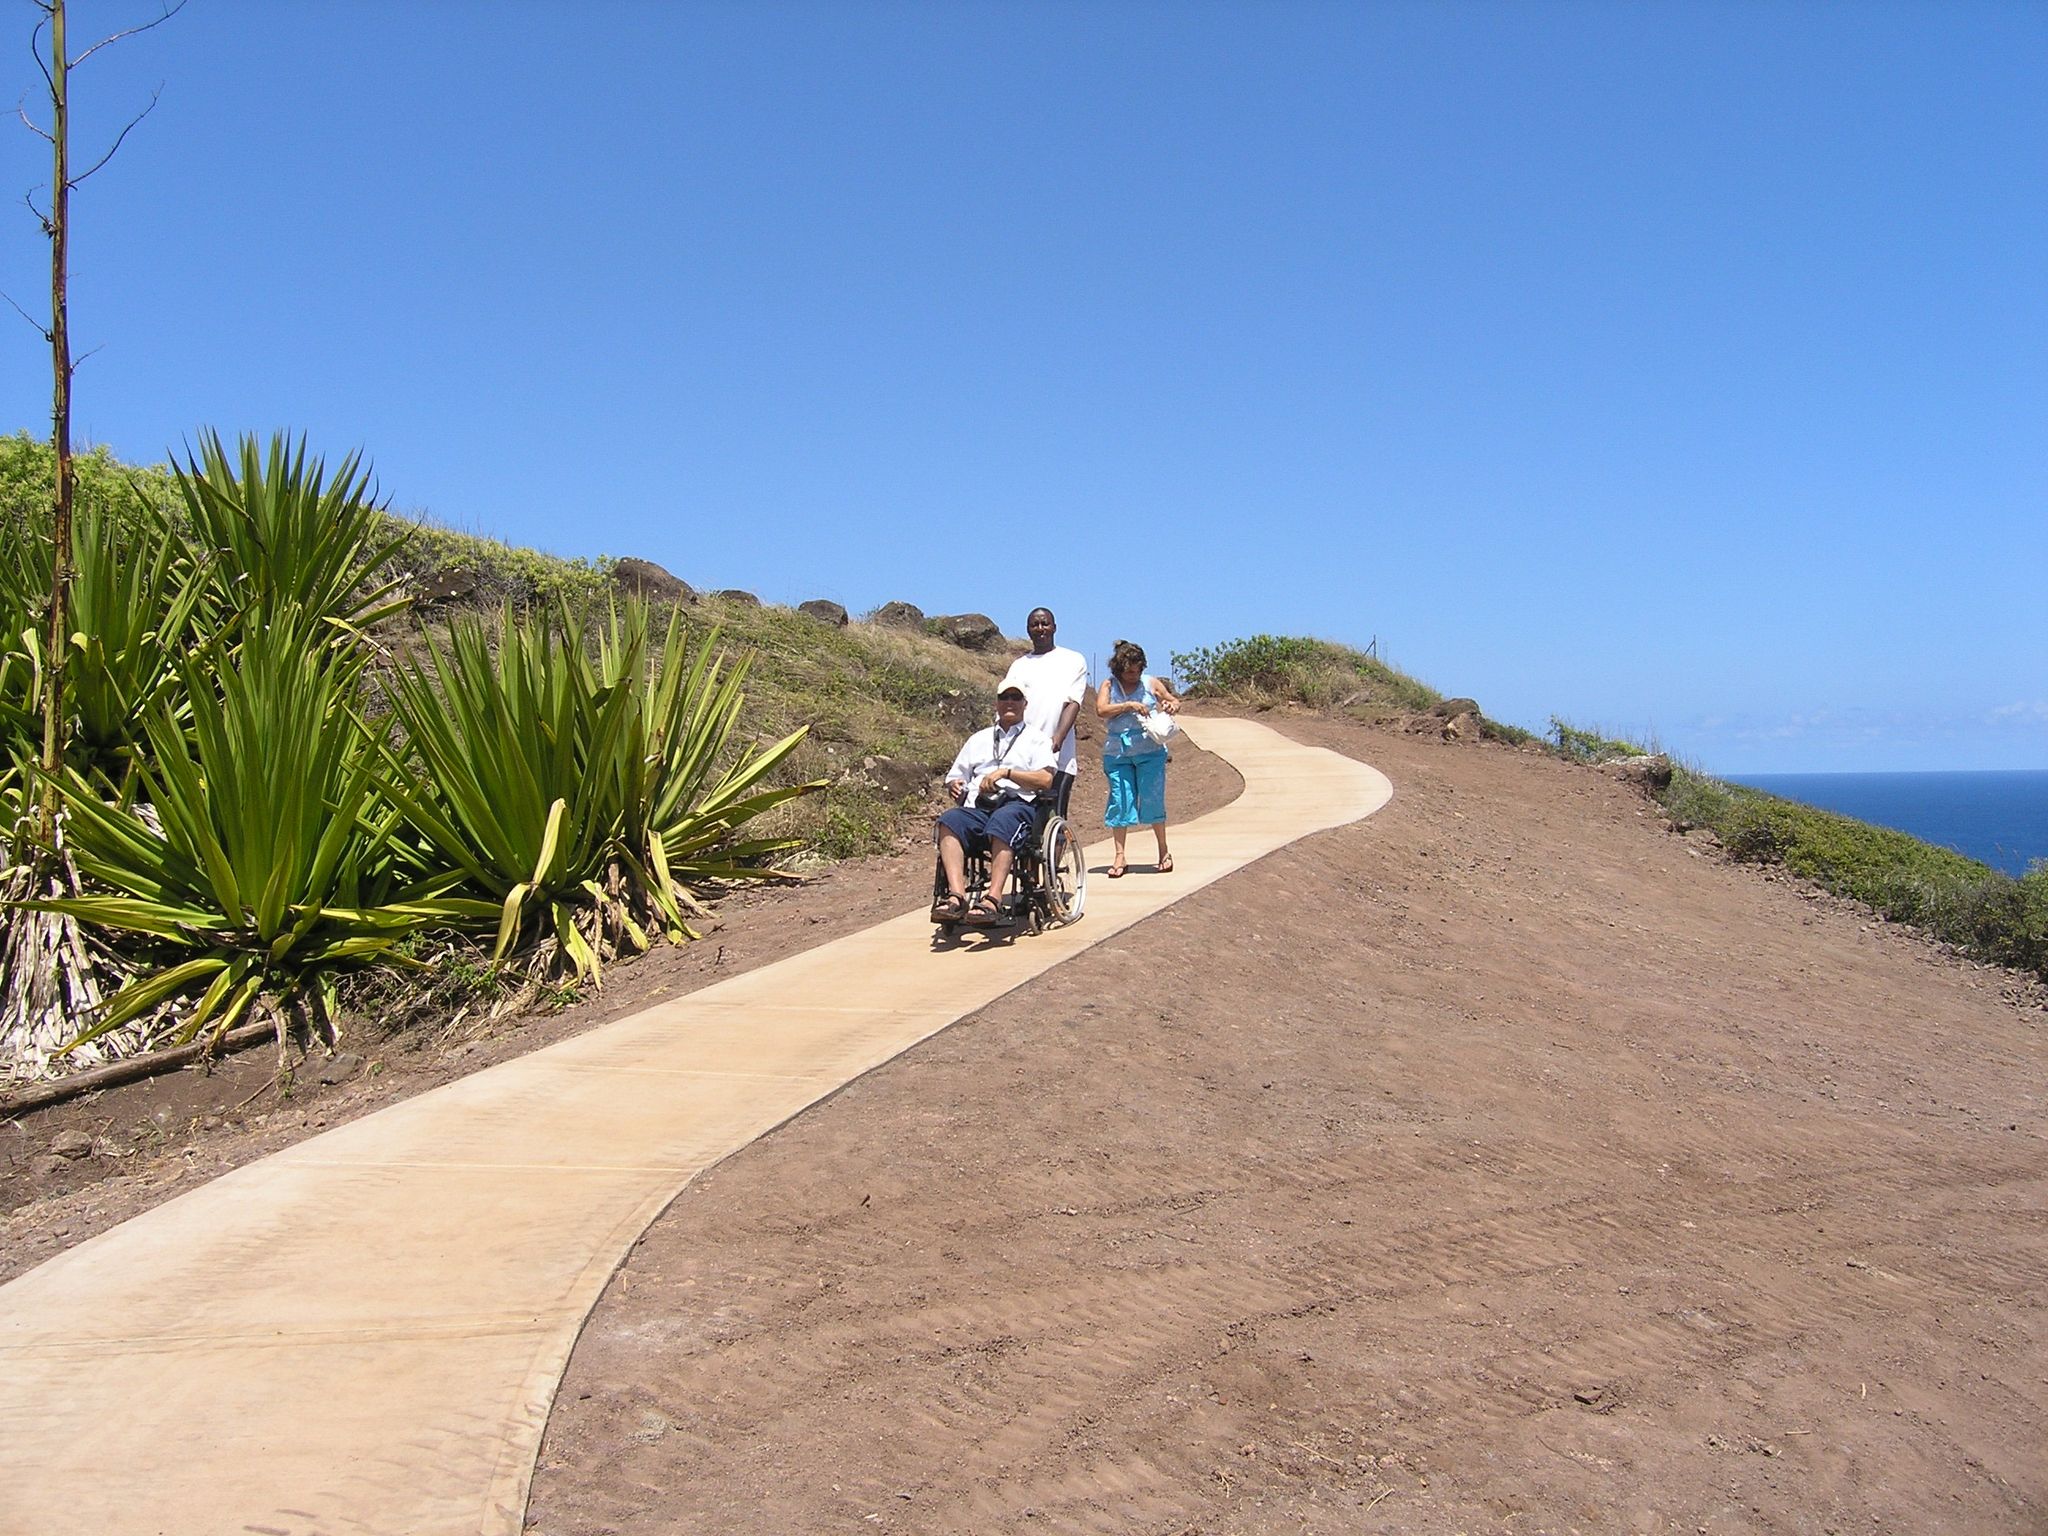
[1172,634,1537,744]
[1550,720,2048,983]
[1173,634,1441,712]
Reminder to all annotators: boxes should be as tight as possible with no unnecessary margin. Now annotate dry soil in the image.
[5,718,2043,1535]
[527,715,2046,1536]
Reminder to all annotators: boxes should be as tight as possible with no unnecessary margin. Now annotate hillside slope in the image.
[528,714,2046,1535]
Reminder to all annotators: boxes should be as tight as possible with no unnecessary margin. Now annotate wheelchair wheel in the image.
[1039,814,1086,926]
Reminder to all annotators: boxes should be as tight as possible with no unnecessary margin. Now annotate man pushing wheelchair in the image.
[931,683,1057,926]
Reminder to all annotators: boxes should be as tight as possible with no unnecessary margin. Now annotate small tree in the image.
[3,0,184,1079]
[19,0,184,824]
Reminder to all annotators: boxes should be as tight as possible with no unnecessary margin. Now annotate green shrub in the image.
[1172,634,1442,712]
[0,432,180,537]
[392,520,614,610]
[1549,718,1645,764]
[1479,718,1540,747]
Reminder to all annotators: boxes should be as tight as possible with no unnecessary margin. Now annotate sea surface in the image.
[1729,770,2048,878]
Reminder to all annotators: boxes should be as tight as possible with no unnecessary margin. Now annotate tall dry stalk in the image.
[39,0,74,825]
[2,1,183,1085]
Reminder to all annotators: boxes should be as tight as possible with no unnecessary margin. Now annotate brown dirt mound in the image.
[526,714,2046,1535]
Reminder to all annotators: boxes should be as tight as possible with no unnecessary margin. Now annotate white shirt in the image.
[945,720,1057,803]
[1000,646,1089,775]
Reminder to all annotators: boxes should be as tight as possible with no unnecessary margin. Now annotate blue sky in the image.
[1,0,2041,773]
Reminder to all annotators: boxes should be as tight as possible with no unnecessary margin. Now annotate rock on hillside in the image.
[871,602,926,629]
[929,613,1006,652]
[611,558,695,603]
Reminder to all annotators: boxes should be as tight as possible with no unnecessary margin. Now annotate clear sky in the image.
[2,0,2041,773]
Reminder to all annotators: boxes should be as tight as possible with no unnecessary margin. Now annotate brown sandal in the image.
[1106,863,1126,879]
[931,893,968,922]
[963,896,1006,925]
[1155,854,1174,873]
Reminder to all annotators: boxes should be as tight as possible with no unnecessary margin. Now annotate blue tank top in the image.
[1103,674,1165,760]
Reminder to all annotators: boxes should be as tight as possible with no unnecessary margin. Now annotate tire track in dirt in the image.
[545,1115,2041,1526]
[529,720,2048,1535]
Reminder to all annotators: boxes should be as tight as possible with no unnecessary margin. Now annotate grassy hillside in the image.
[0,434,1010,1079]
[1171,632,1537,743]
[1553,720,2047,981]
[5,431,2037,1085]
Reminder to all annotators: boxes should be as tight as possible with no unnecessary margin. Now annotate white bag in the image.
[1142,708,1178,745]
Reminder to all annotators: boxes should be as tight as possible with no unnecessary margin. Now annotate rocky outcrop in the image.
[612,558,695,603]
[871,601,926,630]
[1610,753,1674,792]
[930,613,1004,652]
[1409,697,1483,743]
[798,599,849,628]
[709,588,760,607]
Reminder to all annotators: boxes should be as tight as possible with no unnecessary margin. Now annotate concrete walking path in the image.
[0,716,1392,1536]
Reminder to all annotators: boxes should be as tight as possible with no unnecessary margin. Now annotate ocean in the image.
[1729,770,2048,879]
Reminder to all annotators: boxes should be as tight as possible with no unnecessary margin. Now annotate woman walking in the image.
[1094,639,1181,877]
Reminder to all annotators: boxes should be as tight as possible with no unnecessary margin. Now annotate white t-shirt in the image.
[945,721,1057,803]
[1000,646,1089,775]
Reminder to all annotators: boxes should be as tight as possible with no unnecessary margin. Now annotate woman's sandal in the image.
[1106,863,1127,879]
[1155,854,1174,873]
[931,893,968,922]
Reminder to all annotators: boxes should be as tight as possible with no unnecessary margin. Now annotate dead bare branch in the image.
[70,84,159,185]
[17,95,53,143]
[28,16,54,99]
[0,287,53,339]
[71,0,188,67]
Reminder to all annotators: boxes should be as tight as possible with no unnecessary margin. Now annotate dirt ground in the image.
[526,715,2046,1536]
[5,717,2044,1534]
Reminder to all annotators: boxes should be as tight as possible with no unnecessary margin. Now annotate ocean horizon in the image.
[1728,769,2048,878]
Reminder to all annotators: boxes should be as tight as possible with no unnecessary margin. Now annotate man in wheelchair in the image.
[931,684,1057,926]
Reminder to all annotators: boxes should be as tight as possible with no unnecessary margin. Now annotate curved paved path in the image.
[0,716,1391,1536]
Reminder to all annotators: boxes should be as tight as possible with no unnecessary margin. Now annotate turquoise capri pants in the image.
[1103,749,1167,828]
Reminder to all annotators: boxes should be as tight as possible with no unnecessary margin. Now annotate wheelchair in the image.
[931,783,1087,937]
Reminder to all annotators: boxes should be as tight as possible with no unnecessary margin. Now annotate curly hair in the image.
[1109,639,1147,676]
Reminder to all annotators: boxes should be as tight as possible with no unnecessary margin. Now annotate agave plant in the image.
[0,633,31,817]
[175,430,412,637]
[608,603,816,919]
[16,611,493,1054]
[379,601,818,984]
[378,605,636,980]
[0,455,211,784]
[0,509,46,840]
[59,498,213,784]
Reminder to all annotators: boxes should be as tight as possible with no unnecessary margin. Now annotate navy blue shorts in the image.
[937,798,1038,853]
